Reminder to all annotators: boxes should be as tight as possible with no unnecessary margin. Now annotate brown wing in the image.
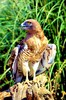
[7,49,16,68]
[36,44,56,75]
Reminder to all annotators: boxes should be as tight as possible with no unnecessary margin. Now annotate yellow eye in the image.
[27,22,31,25]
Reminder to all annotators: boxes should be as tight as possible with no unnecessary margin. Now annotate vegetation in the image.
[0,0,66,99]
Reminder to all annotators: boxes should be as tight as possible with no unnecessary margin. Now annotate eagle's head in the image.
[21,19,42,35]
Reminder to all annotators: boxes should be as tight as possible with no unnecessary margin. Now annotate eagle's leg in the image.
[25,69,32,86]
[26,70,29,81]
[33,70,36,80]
[22,61,31,85]
[33,61,40,82]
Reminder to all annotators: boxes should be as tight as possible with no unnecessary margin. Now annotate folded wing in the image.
[36,44,56,75]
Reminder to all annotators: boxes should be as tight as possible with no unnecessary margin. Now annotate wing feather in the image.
[37,44,56,75]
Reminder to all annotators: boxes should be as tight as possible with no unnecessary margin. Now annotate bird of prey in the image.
[8,19,56,83]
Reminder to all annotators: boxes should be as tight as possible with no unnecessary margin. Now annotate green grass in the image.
[0,0,66,99]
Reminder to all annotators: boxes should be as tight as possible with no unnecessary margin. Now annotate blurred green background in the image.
[0,0,66,99]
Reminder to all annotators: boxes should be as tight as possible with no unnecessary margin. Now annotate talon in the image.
[25,80,31,86]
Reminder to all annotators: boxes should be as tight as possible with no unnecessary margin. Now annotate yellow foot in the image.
[32,78,37,84]
[24,80,32,86]
[32,78,40,87]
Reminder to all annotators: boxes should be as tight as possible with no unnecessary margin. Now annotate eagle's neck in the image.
[35,30,45,40]
[22,29,45,43]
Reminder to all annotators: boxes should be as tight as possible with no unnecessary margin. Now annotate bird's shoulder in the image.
[7,43,28,67]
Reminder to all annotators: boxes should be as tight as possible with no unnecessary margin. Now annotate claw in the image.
[25,80,32,86]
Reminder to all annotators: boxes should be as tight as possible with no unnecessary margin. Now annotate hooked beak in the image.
[21,22,27,30]
[21,21,32,30]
